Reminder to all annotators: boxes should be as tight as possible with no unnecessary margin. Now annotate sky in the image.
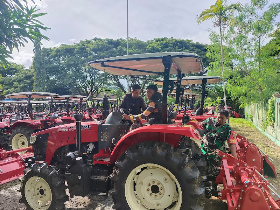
[10,0,280,68]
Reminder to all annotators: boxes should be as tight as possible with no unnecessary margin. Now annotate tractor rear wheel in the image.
[10,126,33,150]
[112,141,204,210]
[20,163,67,210]
[0,131,11,150]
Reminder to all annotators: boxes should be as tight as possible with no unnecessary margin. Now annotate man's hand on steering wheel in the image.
[122,114,130,121]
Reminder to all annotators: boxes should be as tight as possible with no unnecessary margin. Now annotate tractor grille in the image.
[32,133,49,161]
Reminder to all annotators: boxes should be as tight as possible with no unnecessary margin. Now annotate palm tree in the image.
[197,0,240,109]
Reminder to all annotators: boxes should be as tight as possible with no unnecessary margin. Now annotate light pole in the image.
[126,0,129,55]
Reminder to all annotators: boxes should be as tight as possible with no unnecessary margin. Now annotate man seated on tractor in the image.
[123,84,163,125]
[200,109,237,176]
[120,84,146,115]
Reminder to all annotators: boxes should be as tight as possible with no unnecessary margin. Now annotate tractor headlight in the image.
[30,135,37,144]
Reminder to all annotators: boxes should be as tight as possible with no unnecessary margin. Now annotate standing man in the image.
[120,84,146,115]
[123,84,163,125]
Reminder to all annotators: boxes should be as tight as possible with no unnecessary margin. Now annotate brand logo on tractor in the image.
[57,125,91,132]
[81,125,91,130]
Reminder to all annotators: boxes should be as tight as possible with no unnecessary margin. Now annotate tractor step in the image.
[90,166,110,193]
[90,175,107,181]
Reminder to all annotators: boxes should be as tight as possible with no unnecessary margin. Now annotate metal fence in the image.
[245,97,280,146]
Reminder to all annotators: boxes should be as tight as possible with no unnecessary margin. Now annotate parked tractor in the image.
[18,53,279,210]
[0,93,91,150]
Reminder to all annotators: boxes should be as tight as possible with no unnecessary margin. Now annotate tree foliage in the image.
[0,0,48,65]
[226,0,280,105]
[205,0,280,106]
[197,0,241,108]
[31,37,210,97]
[0,62,34,94]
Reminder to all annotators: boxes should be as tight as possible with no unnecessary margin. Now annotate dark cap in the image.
[132,84,141,91]
[146,84,158,92]
[218,109,229,118]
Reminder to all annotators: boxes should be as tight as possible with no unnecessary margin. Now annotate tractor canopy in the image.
[156,76,221,113]
[5,92,59,119]
[88,52,203,76]
[6,92,58,99]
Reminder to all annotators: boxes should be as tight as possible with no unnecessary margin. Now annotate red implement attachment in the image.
[235,133,277,178]
[175,113,215,122]
[216,151,280,210]
[0,147,33,185]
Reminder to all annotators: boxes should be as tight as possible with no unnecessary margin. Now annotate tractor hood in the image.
[31,121,99,137]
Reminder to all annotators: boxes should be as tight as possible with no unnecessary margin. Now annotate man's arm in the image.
[120,95,129,114]
[123,101,155,123]
[229,144,237,158]
[227,130,237,158]
[140,97,147,111]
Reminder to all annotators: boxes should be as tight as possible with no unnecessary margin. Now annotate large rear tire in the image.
[112,141,204,210]
[20,163,67,210]
[10,126,33,150]
[0,131,11,150]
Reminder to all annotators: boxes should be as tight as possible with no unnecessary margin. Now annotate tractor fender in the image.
[110,124,200,164]
[0,122,10,129]
[187,120,203,129]
[10,120,42,131]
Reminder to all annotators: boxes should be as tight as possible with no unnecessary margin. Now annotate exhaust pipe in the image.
[74,114,83,154]
[102,94,109,120]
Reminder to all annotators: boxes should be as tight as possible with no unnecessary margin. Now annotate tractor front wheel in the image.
[10,126,33,150]
[112,142,204,210]
[20,163,67,210]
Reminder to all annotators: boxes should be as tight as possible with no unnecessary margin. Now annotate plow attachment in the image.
[0,147,33,185]
[216,151,280,210]
[235,133,277,178]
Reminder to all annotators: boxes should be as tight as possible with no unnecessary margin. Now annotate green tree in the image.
[225,0,280,105]
[146,37,211,66]
[0,0,48,65]
[33,37,210,97]
[197,0,240,108]
[0,63,34,94]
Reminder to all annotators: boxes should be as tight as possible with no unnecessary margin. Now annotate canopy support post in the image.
[175,70,182,105]
[162,56,172,124]
[199,78,207,115]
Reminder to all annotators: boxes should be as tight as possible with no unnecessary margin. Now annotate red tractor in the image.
[1,93,89,150]
[19,53,279,210]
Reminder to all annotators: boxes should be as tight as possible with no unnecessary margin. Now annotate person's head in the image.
[146,84,158,100]
[217,110,230,125]
[218,104,224,110]
[131,84,141,98]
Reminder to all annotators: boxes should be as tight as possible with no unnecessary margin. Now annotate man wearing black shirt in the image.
[123,84,163,124]
[120,84,146,115]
